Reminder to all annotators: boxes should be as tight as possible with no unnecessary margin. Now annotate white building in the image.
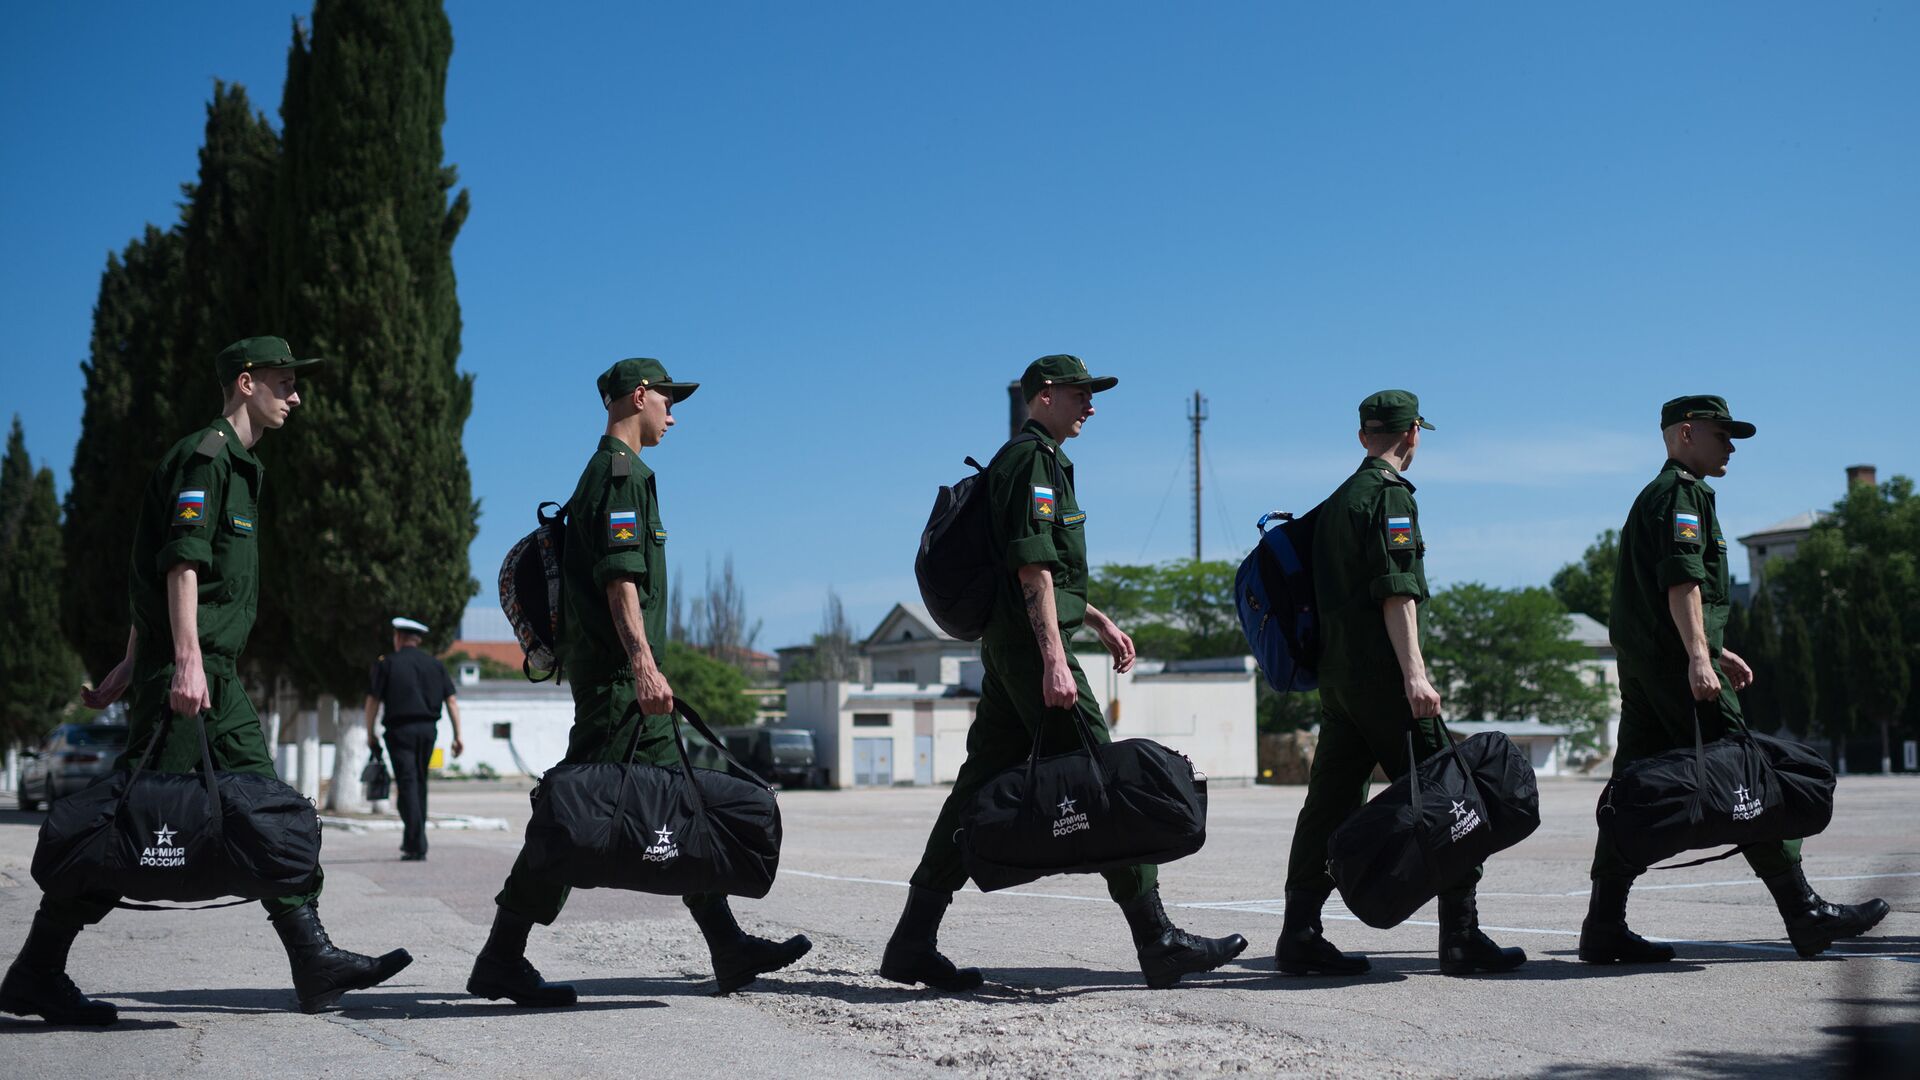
[784,603,1259,788]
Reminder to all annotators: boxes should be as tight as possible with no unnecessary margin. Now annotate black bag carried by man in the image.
[958,709,1207,892]
[361,748,392,803]
[32,711,322,907]
[1327,720,1540,929]
[522,698,782,898]
[1597,700,1834,871]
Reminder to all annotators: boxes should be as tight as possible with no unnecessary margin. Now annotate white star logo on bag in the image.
[154,825,176,846]
[1057,796,1076,817]
[1449,800,1469,821]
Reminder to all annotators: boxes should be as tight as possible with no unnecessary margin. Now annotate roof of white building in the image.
[1737,510,1826,544]
[1563,612,1610,648]
[863,602,960,648]
[1447,720,1574,737]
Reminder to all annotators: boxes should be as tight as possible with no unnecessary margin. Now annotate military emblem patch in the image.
[1674,512,1701,542]
[1386,516,1414,547]
[1031,485,1056,521]
[1062,511,1085,526]
[608,510,639,546]
[174,489,206,524]
[229,514,254,535]
[652,528,668,542]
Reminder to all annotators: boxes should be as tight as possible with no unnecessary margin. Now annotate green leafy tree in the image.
[62,227,187,677]
[1733,585,1783,733]
[263,0,476,699]
[1088,558,1240,660]
[1774,604,1817,737]
[1424,583,1610,746]
[1846,561,1910,772]
[659,640,756,727]
[1256,685,1321,734]
[0,421,83,745]
[1550,529,1618,624]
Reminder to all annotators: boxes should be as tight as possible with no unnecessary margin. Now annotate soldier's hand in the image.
[1720,649,1754,692]
[635,665,675,717]
[1687,653,1720,701]
[169,662,211,717]
[367,733,380,754]
[1403,672,1442,718]
[1041,658,1078,710]
[1097,622,1136,674]
[81,656,133,709]
[451,738,465,758]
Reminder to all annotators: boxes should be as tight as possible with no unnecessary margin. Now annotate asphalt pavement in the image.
[1,777,1915,1078]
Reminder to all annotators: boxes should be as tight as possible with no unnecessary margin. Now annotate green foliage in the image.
[1424,583,1609,746]
[1727,586,1782,732]
[659,640,757,727]
[1088,558,1241,660]
[262,0,477,699]
[1549,529,1617,624]
[1846,559,1910,768]
[0,420,83,744]
[62,226,188,677]
[1256,685,1320,734]
[443,649,518,681]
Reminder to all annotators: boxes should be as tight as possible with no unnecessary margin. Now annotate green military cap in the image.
[213,336,324,383]
[1660,394,1755,438]
[1019,354,1118,400]
[1359,389,1435,433]
[597,357,699,407]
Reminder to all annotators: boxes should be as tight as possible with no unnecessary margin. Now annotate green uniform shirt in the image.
[1312,456,1428,691]
[128,418,262,676]
[1609,459,1730,668]
[558,435,666,682]
[987,420,1089,639]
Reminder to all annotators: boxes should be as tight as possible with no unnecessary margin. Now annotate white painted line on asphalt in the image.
[782,868,1916,962]
[1558,870,1920,897]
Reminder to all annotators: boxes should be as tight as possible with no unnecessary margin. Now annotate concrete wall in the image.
[1075,651,1259,783]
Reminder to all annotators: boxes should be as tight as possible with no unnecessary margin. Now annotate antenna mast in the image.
[1187,390,1207,561]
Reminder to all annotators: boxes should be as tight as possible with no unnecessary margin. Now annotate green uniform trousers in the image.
[1283,685,1481,895]
[39,662,322,928]
[494,674,718,923]
[908,645,1157,904]
[1589,661,1801,880]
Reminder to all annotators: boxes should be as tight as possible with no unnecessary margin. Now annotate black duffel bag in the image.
[1328,719,1540,930]
[1597,700,1834,871]
[361,748,392,803]
[32,710,321,908]
[958,708,1206,892]
[522,697,781,898]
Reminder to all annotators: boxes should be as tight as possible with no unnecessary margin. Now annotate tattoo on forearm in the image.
[1023,581,1047,639]
[615,617,644,661]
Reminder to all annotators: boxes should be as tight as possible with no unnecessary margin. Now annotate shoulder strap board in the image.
[1676,469,1698,484]
[193,429,228,460]
[996,432,1066,491]
[610,451,632,479]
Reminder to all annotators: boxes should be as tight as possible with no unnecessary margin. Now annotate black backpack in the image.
[499,501,568,681]
[1233,505,1324,692]
[915,432,1065,641]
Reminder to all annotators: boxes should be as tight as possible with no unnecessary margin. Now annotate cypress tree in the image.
[1846,561,1910,772]
[1,421,83,745]
[61,227,187,677]
[1775,606,1817,740]
[265,0,475,698]
[1739,586,1783,733]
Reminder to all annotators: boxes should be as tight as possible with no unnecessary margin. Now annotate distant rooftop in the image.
[1737,511,1826,543]
[459,603,516,642]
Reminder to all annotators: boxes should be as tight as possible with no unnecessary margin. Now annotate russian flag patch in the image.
[174,489,206,524]
[1386,516,1414,547]
[608,510,639,546]
[1674,512,1701,542]
[1031,485,1056,521]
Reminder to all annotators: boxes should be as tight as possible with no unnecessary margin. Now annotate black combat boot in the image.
[686,894,812,995]
[1274,888,1370,976]
[270,903,412,1013]
[1761,866,1890,959]
[1118,887,1249,989]
[1577,876,1675,964]
[466,906,577,1007]
[879,885,985,991]
[0,912,117,1026]
[1436,887,1526,976]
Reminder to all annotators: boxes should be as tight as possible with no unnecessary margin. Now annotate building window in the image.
[1756,545,1767,558]
[896,668,915,682]
[852,712,890,728]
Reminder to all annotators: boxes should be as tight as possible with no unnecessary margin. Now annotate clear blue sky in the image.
[4,2,1915,649]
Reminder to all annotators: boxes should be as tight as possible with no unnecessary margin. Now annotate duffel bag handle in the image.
[1404,715,1472,812]
[116,708,222,821]
[613,697,777,819]
[1021,707,1112,813]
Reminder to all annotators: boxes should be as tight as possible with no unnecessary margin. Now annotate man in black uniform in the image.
[363,616,465,861]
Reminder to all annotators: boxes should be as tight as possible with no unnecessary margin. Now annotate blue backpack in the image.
[1234,504,1324,692]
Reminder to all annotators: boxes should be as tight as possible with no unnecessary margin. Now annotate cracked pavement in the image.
[1,778,1915,1078]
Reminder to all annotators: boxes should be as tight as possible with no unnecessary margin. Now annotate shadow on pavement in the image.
[0,1016,180,1032]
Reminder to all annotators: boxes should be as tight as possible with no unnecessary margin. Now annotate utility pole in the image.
[1187,390,1207,561]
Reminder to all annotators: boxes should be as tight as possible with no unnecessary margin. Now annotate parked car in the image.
[18,722,131,811]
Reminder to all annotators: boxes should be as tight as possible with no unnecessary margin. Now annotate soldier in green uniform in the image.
[0,337,413,1025]
[1579,395,1889,963]
[1274,390,1526,978]
[880,354,1248,991]
[467,358,811,1007]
